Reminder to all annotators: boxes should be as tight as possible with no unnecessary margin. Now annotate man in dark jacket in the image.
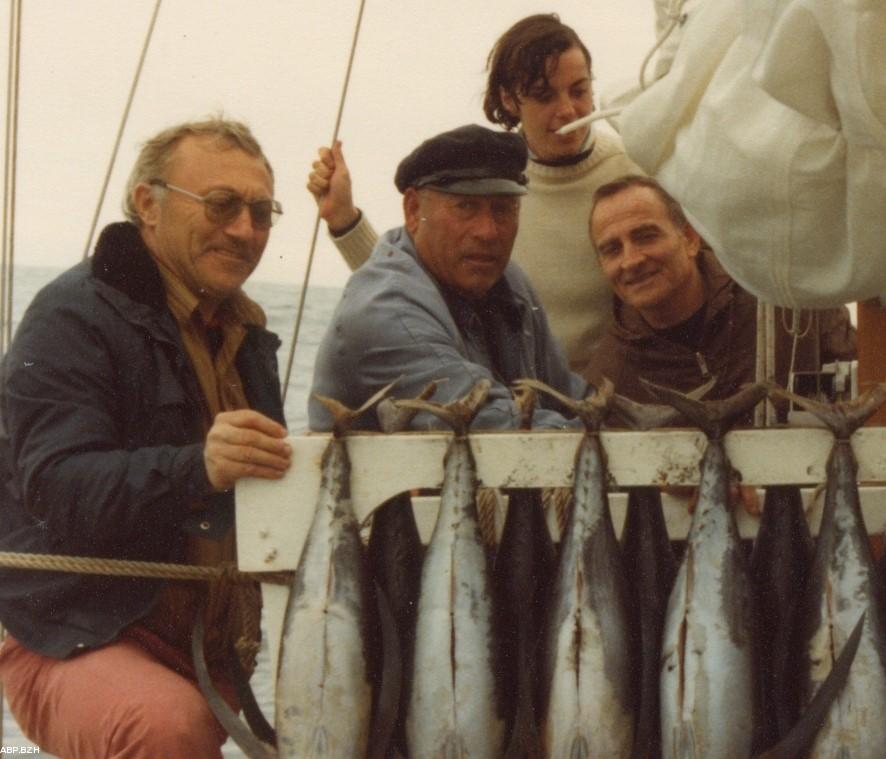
[0,117,291,757]
[585,174,856,419]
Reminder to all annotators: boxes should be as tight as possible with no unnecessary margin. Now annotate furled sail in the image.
[615,0,886,309]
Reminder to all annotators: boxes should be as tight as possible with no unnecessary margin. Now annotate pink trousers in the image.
[0,628,239,758]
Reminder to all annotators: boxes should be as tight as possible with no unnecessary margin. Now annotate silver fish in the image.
[643,380,768,759]
[768,384,886,758]
[515,377,637,758]
[275,383,393,758]
[395,379,506,758]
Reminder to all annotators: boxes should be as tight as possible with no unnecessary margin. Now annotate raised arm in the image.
[306,140,378,270]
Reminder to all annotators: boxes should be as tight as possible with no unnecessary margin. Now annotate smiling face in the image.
[591,184,705,328]
[405,188,520,301]
[501,46,593,161]
[134,134,274,317]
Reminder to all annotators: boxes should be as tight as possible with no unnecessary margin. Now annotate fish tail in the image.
[513,377,611,430]
[752,612,865,759]
[769,382,886,439]
[377,381,439,433]
[641,379,769,438]
[393,379,491,435]
[611,376,716,429]
[314,378,400,436]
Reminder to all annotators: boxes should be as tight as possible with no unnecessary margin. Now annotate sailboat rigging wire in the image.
[282,0,368,402]
[81,0,163,261]
[2,0,22,355]
[558,0,689,138]
[639,0,687,90]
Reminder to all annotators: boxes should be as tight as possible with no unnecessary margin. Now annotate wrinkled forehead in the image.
[166,135,273,191]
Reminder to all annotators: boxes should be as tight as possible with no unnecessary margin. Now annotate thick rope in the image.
[0,550,291,585]
[82,0,162,260]
[282,0,368,401]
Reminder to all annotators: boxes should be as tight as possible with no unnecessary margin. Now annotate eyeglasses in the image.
[148,179,283,229]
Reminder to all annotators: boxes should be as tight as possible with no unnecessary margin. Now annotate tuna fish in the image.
[622,486,677,759]
[749,485,814,745]
[275,383,394,758]
[609,389,701,759]
[394,379,506,758]
[766,384,886,758]
[368,383,437,756]
[642,380,769,759]
[495,384,555,759]
[514,377,637,759]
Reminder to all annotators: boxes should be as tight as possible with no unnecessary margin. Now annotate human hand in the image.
[204,409,292,492]
[306,140,360,232]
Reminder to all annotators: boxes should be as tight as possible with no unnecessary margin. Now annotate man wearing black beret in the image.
[309,124,587,431]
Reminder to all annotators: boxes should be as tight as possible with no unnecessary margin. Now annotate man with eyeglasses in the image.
[0,117,291,757]
[310,124,587,432]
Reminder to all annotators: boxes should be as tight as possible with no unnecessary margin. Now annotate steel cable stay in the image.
[81,0,163,261]
[2,0,22,355]
[0,0,23,743]
[281,0,368,402]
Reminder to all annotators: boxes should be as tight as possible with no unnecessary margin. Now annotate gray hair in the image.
[122,116,273,225]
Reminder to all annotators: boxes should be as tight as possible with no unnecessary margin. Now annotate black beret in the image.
[394,124,528,195]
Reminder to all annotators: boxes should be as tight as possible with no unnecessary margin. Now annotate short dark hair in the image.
[483,14,591,130]
[590,175,691,236]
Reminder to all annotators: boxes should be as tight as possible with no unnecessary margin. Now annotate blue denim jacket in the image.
[309,226,587,432]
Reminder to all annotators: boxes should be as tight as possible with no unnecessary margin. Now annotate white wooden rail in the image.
[237,426,886,682]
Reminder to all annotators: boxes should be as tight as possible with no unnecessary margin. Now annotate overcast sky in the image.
[3,0,656,287]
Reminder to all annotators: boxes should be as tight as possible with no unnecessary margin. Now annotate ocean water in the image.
[1,265,342,755]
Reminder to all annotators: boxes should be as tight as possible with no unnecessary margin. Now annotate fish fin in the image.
[394,379,491,435]
[367,581,402,759]
[378,381,439,433]
[641,379,768,438]
[315,378,401,436]
[609,393,682,429]
[769,382,886,439]
[224,645,276,747]
[513,376,612,430]
[191,609,277,759]
[510,382,538,429]
[752,611,866,759]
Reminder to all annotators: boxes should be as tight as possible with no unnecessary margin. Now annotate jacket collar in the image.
[90,222,169,312]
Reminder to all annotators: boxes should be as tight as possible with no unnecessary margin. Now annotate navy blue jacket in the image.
[0,222,284,658]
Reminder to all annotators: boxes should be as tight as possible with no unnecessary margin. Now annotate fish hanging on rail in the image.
[394,379,507,758]
[749,484,814,748]
[621,486,676,759]
[514,377,637,758]
[608,379,714,759]
[761,384,886,759]
[642,380,768,759]
[275,382,396,759]
[494,383,555,759]
[369,382,437,757]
